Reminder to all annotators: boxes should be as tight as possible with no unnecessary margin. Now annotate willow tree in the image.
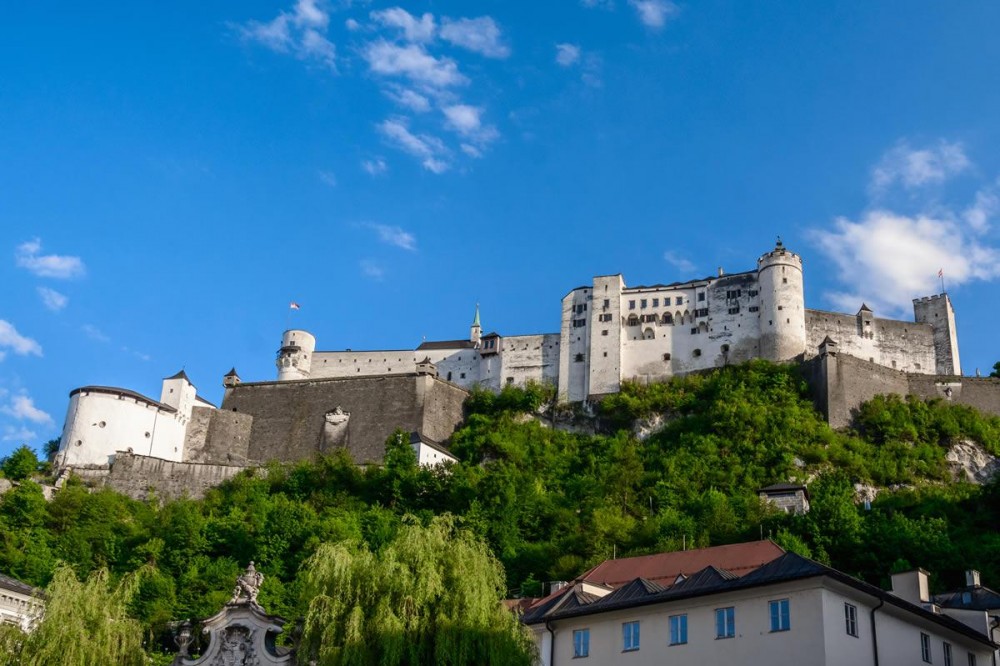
[298,515,536,666]
[0,564,146,666]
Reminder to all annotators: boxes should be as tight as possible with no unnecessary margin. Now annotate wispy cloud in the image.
[362,157,388,175]
[37,287,68,312]
[664,251,696,274]
[0,320,42,358]
[378,118,449,173]
[360,259,385,280]
[15,238,85,279]
[82,324,110,343]
[871,139,970,193]
[318,170,337,187]
[442,104,498,154]
[370,7,436,43]
[629,0,679,29]
[2,425,38,443]
[555,43,581,67]
[363,40,467,90]
[367,223,417,251]
[1,393,52,425]
[439,17,510,58]
[813,140,1000,316]
[384,85,432,112]
[236,0,336,70]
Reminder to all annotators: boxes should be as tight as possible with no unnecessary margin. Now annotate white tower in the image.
[913,294,962,376]
[757,239,806,362]
[276,330,316,381]
[161,370,197,420]
[470,304,482,347]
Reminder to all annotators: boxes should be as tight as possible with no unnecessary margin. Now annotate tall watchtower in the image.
[756,239,806,362]
[913,294,962,376]
[276,330,316,381]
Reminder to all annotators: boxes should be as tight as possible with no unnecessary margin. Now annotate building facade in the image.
[275,241,961,402]
[0,572,42,632]
[521,544,997,666]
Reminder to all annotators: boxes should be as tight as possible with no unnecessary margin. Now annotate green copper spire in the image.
[472,303,481,327]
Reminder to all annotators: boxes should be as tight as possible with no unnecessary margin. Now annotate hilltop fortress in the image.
[53,240,1000,499]
[276,240,960,400]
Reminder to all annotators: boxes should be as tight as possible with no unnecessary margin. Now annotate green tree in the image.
[990,361,1000,378]
[1,445,39,481]
[0,565,146,666]
[298,515,536,666]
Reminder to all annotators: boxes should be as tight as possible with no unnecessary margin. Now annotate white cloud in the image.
[813,210,1000,315]
[15,238,85,279]
[1,394,52,425]
[0,321,42,357]
[439,17,510,58]
[362,157,388,175]
[363,40,466,89]
[82,324,110,343]
[345,18,361,31]
[318,170,337,187]
[370,7,436,43]
[377,118,449,173]
[2,425,38,443]
[629,0,679,29]
[871,140,971,192]
[237,0,336,70]
[384,86,432,112]
[555,43,581,67]
[37,287,68,312]
[367,223,417,251]
[664,251,696,274]
[442,104,499,153]
[963,182,999,233]
[360,259,385,280]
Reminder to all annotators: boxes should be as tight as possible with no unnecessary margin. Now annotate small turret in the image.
[161,369,197,420]
[470,304,482,346]
[756,238,806,361]
[223,368,241,389]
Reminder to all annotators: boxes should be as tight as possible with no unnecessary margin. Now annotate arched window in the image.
[627,314,640,326]
[662,313,673,325]
[674,311,683,325]
[643,328,655,340]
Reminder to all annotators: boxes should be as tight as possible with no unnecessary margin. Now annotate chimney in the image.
[966,570,981,587]
[548,581,568,595]
[718,267,725,277]
[890,569,931,605]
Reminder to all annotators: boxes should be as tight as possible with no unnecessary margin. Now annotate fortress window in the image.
[675,297,683,305]
[721,344,730,353]
[604,351,608,357]
[603,298,610,308]
[574,353,585,362]
[652,298,659,307]
[778,305,783,310]
[693,349,702,357]
[698,292,705,302]
[145,432,150,438]
[691,328,699,334]
[640,299,648,308]
[629,300,636,310]
[506,377,514,384]
[728,306,740,315]
[460,373,466,379]
[663,353,671,361]
[573,319,587,328]
[447,372,453,381]
[749,289,758,297]
[749,306,759,313]
[696,308,709,317]
[602,330,608,336]
[98,421,106,428]
[915,363,921,370]
[627,314,640,326]
[783,278,788,284]
[662,313,673,324]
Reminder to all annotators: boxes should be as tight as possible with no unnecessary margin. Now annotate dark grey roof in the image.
[759,482,808,496]
[224,368,240,378]
[523,552,997,648]
[165,369,191,382]
[195,395,217,408]
[408,431,455,459]
[935,585,1000,611]
[859,303,873,313]
[0,572,38,596]
[416,339,477,351]
[69,386,177,413]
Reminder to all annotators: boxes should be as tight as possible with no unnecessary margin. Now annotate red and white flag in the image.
[289,301,301,310]
[937,268,944,278]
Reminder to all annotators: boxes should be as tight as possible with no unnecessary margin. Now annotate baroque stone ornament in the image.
[172,564,293,666]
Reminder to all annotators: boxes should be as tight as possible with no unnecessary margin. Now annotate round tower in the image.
[756,238,806,362]
[276,329,316,381]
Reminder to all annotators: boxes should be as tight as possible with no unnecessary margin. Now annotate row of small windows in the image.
[627,294,705,310]
[923,631,978,665]
[572,599,791,658]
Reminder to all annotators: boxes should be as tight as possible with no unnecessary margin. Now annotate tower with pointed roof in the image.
[161,369,197,422]
[470,304,482,347]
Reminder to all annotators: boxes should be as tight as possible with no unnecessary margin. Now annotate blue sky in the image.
[2,1,1000,456]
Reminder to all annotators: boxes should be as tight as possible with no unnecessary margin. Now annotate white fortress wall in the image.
[805,310,937,374]
[429,349,481,386]
[589,275,625,397]
[308,350,418,379]
[497,334,560,388]
[559,287,593,401]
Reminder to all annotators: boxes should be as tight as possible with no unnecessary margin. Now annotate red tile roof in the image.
[578,540,785,588]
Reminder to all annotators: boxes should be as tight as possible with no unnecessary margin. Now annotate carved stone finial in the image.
[230,561,264,606]
[775,235,783,249]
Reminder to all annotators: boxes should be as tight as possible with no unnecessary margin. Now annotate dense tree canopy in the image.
[0,445,40,481]
[0,361,997,660]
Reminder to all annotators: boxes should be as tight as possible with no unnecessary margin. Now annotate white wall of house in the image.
[0,584,42,633]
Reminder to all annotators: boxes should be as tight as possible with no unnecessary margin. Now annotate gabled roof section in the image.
[934,585,1000,611]
[165,369,191,382]
[224,368,240,378]
[670,565,738,593]
[0,572,39,596]
[858,303,873,313]
[579,540,785,588]
[416,339,478,351]
[596,577,665,606]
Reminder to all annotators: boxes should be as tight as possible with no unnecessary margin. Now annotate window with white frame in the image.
[943,642,953,666]
[669,614,687,645]
[622,621,640,651]
[769,599,790,632]
[573,628,590,658]
[715,607,735,638]
[921,632,932,663]
[844,603,858,637]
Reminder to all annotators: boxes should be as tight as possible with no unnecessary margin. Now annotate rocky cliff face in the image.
[946,440,999,484]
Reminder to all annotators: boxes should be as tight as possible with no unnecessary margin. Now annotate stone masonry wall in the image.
[103,452,245,501]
